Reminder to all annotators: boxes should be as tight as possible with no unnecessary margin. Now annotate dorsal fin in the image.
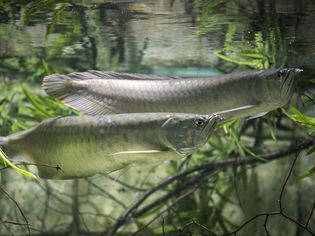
[42,71,178,115]
[68,70,180,80]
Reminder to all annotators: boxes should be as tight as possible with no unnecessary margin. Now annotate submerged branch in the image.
[0,187,31,236]
[108,138,315,235]
[222,153,315,236]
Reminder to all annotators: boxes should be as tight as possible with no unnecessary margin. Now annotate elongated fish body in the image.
[42,68,302,119]
[0,113,222,179]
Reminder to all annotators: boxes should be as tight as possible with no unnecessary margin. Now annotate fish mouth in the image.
[200,114,224,140]
[280,68,303,101]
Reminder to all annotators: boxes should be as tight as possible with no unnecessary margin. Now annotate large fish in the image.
[42,68,302,119]
[0,113,222,179]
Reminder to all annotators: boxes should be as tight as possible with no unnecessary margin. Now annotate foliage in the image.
[0,148,36,179]
[195,0,246,36]
[283,105,315,130]
[282,105,315,180]
[195,0,287,70]
[214,26,286,69]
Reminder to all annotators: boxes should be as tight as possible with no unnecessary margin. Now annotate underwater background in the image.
[0,0,315,235]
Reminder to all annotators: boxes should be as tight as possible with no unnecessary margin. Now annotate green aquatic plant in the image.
[21,0,68,25]
[195,0,287,69]
[21,85,78,119]
[0,148,36,179]
[282,105,315,130]
[214,25,286,69]
[282,105,315,180]
[195,0,247,36]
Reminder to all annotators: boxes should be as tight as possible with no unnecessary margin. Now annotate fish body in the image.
[0,113,222,179]
[43,68,302,119]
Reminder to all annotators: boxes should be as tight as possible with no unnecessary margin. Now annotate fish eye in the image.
[194,117,206,127]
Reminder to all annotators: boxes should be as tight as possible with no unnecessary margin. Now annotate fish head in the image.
[159,113,223,157]
[253,68,302,105]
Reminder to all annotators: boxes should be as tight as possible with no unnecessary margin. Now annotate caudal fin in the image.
[42,74,74,98]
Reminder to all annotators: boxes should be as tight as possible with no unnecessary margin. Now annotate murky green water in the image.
[0,1,315,236]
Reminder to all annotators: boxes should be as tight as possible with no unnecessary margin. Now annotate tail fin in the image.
[42,74,74,98]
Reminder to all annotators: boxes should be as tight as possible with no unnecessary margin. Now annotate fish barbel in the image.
[42,68,302,119]
[0,113,222,179]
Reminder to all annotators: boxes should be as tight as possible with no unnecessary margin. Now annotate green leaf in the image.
[298,167,315,180]
[283,105,315,129]
[0,148,36,179]
[267,120,277,141]
[152,224,175,234]
[42,59,51,75]
[306,145,315,156]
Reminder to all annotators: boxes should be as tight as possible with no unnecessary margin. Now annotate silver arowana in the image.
[0,113,222,179]
[43,68,302,119]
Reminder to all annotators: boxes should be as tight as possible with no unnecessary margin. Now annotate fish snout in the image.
[279,68,302,102]
[210,113,225,125]
[293,68,303,73]
[277,68,303,79]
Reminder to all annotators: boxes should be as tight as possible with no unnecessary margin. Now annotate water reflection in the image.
[1,0,315,77]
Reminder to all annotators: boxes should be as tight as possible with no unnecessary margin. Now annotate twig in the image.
[108,168,220,235]
[279,153,299,213]
[131,183,204,236]
[178,219,217,236]
[222,212,278,235]
[0,221,30,227]
[222,152,315,236]
[0,161,61,172]
[306,199,315,228]
[85,179,127,209]
[107,138,315,235]
[193,219,217,235]
[263,215,269,236]
[0,187,31,236]
[101,173,147,192]
[133,170,218,219]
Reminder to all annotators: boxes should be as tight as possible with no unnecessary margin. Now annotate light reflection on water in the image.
[0,0,315,77]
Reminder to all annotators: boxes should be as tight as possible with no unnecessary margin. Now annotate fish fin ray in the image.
[43,74,117,114]
[62,94,116,115]
[42,74,74,98]
[85,71,179,80]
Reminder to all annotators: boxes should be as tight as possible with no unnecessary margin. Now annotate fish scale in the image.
[0,113,222,179]
[42,68,302,119]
